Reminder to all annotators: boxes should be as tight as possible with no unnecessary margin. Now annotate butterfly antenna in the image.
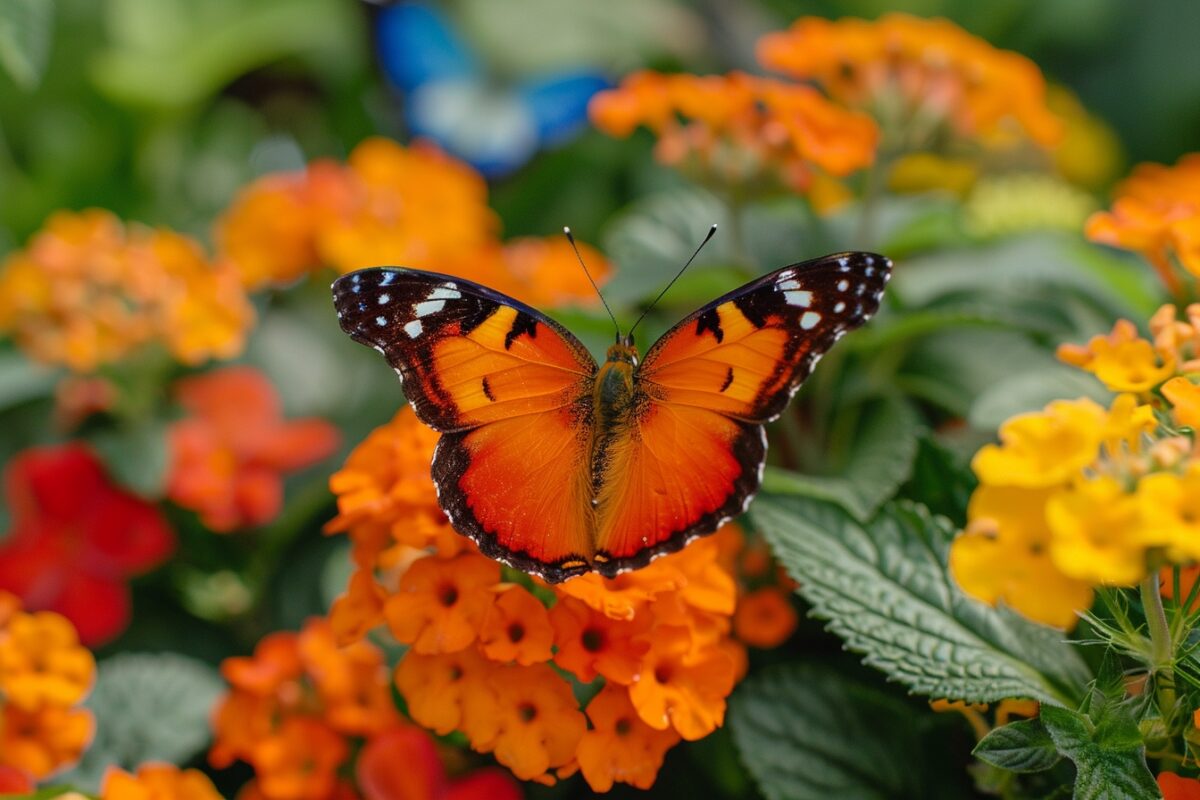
[627,224,718,340]
[564,226,621,340]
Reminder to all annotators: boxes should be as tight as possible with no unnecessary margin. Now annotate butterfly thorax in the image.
[594,342,640,434]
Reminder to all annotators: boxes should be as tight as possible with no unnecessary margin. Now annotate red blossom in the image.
[356,726,521,800]
[0,445,174,645]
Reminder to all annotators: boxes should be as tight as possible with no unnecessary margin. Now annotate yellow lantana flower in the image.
[1137,466,1200,562]
[1045,477,1144,586]
[971,399,1106,488]
[1163,377,1200,430]
[1057,319,1175,393]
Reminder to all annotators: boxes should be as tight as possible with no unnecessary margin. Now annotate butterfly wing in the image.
[333,268,599,581]
[591,252,892,573]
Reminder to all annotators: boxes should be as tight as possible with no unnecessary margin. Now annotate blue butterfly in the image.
[376,2,611,178]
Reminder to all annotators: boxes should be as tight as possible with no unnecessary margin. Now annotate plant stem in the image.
[1141,572,1177,719]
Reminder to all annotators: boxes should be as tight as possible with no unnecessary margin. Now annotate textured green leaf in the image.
[729,664,925,800]
[751,495,1090,706]
[0,349,56,409]
[762,395,922,522]
[974,718,1061,773]
[57,653,224,792]
[0,0,52,90]
[1040,705,1161,800]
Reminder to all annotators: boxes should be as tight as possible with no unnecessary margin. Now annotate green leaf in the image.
[968,364,1112,431]
[0,0,52,90]
[900,435,977,522]
[729,663,925,800]
[762,394,922,522]
[751,495,1091,706]
[0,349,56,409]
[1040,705,1161,800]
[86,420,170,498]
[57,652,225,792]
[974,718,1061,773]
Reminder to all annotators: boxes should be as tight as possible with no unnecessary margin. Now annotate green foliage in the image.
[974,719,1062,773]
[1040,705,1161,800]
[58,653,224,792]
[762,394,922,522]
[729,664,923,800]
[0,0,52,90]
[751,494,1092,706]
[86,420,170,498]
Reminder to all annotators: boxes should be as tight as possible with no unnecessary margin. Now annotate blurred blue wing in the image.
[518,71,612,146]
[376,3,479,92]
[375,2,610,177]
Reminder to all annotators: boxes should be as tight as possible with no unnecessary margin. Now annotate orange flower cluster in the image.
[758,14,1062,150]
[100,763,223,800]
[325,409,751,791]
[216,137,611,309]
[1087,153,1200,295]
[0,209,253,372]
[0,592,95,785]
[590,71,878,199]
[167,367,340,532]
[209,617,398,800]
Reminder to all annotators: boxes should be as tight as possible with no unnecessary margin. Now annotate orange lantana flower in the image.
[628,626,737,741]
[101,763,223,800]
[394,647,497,740]
[0,704,93,779]
[577,684,681,792]
[478,586,554,665]
[590,71,878,197]
[167,367,339,532]
[1056,319,1175,394]
[384,554,499,654]
[758,14,1062,149]
[0,610,94,711]
[1160,772,1200,800]
[0,209,253,371]
[252,718,347,800]
[463,663,586,781]
[1087,154,1200,293]
[733,587,798,648]
[550,595,649,684]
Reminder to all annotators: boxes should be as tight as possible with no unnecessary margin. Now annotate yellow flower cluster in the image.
[0,210,253,372]
[0,592,95,784]
[951,305,1200,628]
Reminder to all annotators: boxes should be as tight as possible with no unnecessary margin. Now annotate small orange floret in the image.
[384,553,500,654]
[251,718,347,800]
[394,647,497,739]
[0,610,94,711]
[550,595,649,684]
[100,763,223,800]
[577,684,681,792]
[733,587,798,648]
[627,626,737,740]
[478,586,554,665]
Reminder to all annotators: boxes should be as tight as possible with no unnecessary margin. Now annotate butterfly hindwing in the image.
[333,268,599,580]
[589,252,892,571]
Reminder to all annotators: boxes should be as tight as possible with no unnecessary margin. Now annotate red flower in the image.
[357,726,521,800]
[0,445,174,645]
[167,367,339,532]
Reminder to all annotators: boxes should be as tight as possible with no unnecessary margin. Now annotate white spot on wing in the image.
[834,302,846,313]
[784,290,813,307]
[778,279,801,291]
[429,287,461,300]
[800,311,821,329]
[404,320,423,338]
[379,272,395,286]
[837,280,849,292]
[375,316,387,326]
[377,293,390,304]
[415,299,445,316]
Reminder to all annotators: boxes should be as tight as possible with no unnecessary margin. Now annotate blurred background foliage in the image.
[2,0,1200,798]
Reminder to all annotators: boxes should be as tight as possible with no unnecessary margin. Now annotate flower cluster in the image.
[951,305,1200,628]
[0,445,175,645]
[0,592,95,787]
[167,367,340,532]
[216,137,610,308]
[0,209,253,372]
[324,409,753,791]
[209,617,399,800]
[589,70,878,201]
[1087,153,1200,295]
[99,764,223,800]
[757,14,1062,150]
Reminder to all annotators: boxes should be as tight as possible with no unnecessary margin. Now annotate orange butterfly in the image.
[333,249,890,582]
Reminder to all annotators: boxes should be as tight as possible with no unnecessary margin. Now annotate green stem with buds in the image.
[1141,571,1177,720]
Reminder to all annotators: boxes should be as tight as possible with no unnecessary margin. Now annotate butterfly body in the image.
[333,252,891,582]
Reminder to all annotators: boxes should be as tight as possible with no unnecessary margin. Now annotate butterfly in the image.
[375,2,610,178]
[332,250,891,582]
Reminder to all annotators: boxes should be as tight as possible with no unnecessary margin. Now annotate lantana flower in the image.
[166,367,339,532]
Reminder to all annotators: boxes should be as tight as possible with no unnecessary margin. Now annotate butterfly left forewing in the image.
[591,252,891,574]
[333,267,600,581]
